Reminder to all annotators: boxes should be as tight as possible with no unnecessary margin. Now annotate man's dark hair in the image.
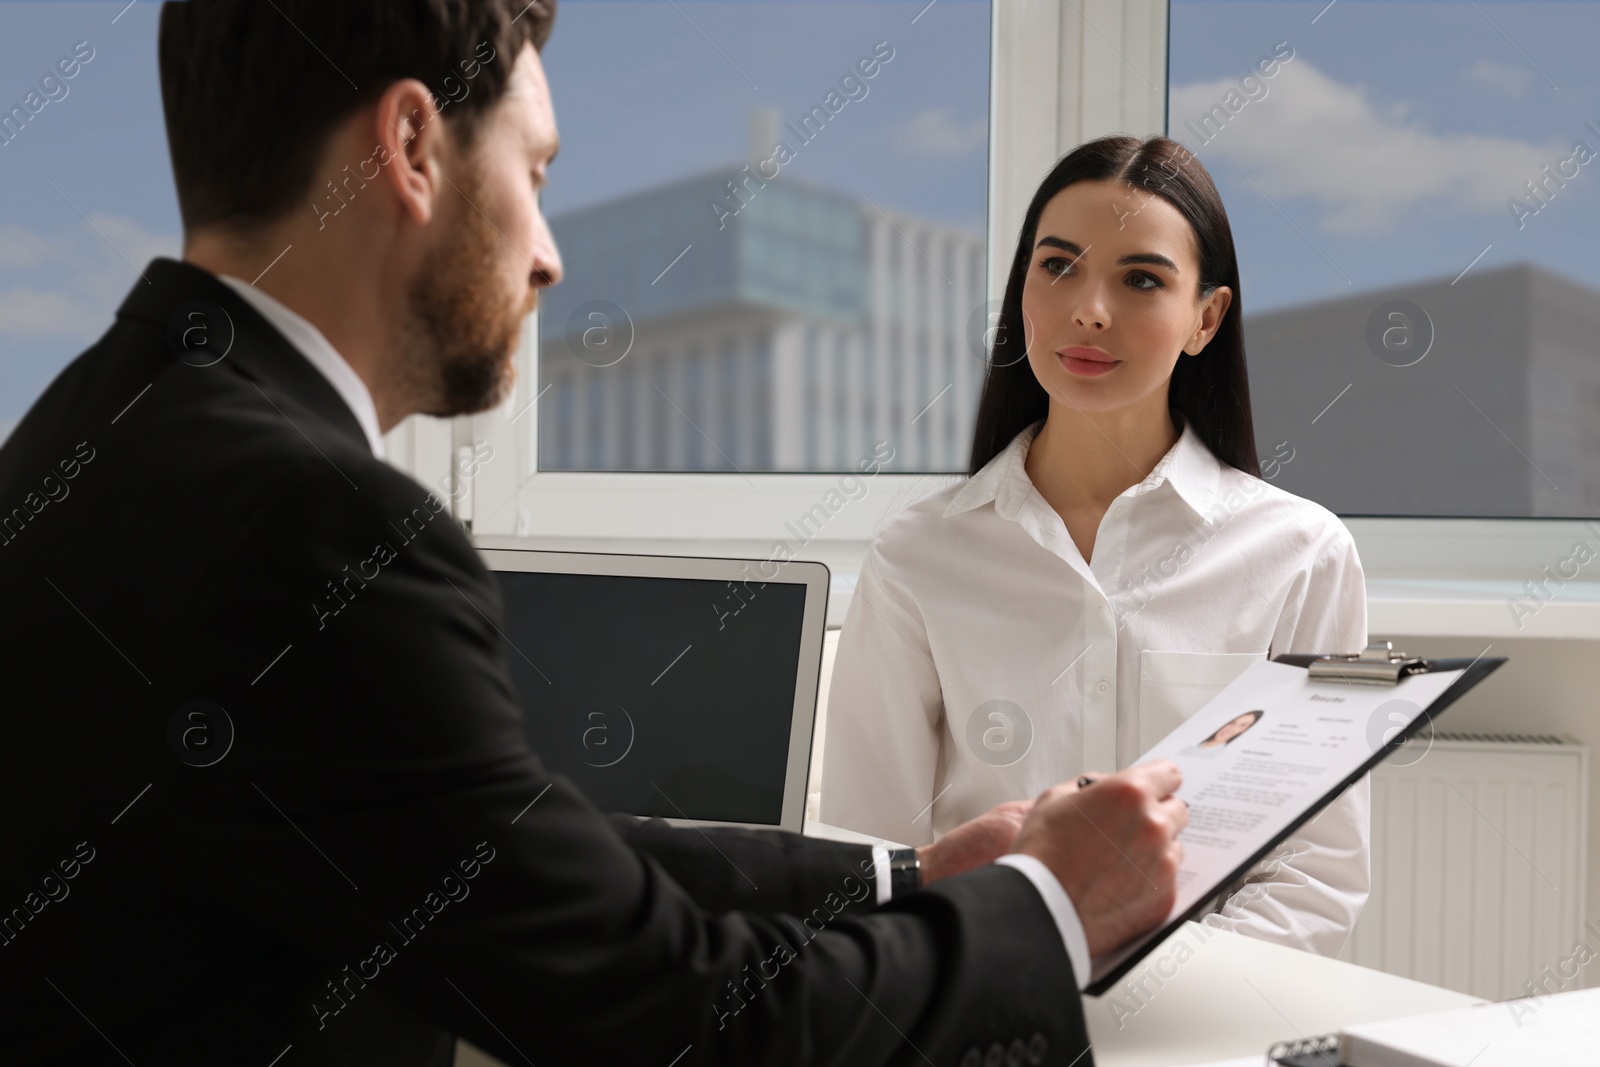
[159,0,557,233]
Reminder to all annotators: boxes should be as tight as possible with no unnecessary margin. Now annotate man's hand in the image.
[1010,761,1188,957]
[915,797,1037,886]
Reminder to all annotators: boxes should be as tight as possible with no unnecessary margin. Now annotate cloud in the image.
[0,215,178,338]
[1465,58,1534,99]
[892,109,987,158]
[0,287,101,338]
[1170,59,1564,236]
[0,224,60,269]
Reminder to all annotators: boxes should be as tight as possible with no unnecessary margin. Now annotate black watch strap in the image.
[887,847,921,898]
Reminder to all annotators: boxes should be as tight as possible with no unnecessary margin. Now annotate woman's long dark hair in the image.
[967,135,1259,477]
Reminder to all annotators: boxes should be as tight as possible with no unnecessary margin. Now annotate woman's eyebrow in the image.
[1035,235,1179,274]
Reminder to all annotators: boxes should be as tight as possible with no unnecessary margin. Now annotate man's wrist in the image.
[888,847,920,897]
[872,846,926,903]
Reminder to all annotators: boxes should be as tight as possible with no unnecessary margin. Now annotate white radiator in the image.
[1344,732,1589,1001]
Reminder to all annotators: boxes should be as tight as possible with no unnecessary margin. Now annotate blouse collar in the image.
[944,415,1227,524]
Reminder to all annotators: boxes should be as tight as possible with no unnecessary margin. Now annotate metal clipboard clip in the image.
[1307,640,1431,686]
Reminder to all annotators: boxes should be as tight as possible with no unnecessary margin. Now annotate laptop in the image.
[479,548,830,832]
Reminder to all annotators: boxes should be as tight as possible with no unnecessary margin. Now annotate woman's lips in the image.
[1057,345,1120,378]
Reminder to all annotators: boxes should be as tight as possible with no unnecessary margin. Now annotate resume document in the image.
[1088,660,1465,991]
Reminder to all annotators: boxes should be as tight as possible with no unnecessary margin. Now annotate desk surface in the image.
[1086,922,1482,1067]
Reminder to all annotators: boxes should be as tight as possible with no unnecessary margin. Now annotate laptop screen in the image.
[493,569,810,825]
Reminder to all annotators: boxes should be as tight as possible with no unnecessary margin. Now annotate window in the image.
[1171,0,1600,518]
[531,0,991,474]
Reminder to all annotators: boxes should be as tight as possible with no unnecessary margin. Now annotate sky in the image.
[1169,0,1600,315]
[0,0,180,439]
[536,1,992,226]
[2,0,1596,459]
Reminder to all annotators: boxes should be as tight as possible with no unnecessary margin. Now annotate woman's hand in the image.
[916,798,1033,885]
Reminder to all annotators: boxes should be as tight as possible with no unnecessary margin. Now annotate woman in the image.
[1179,710,1264,758]
[818,134,1369,958]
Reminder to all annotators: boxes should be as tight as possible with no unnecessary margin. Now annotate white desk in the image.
[460,909,1481,1067]
[1086,922,1483,1067]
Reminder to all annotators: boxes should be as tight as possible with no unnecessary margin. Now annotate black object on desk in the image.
[1269,1033,1341,1065]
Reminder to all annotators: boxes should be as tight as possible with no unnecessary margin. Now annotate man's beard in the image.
[399,165,534,418]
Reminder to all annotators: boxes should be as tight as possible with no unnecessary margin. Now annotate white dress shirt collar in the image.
[216,273,385,459]
[944,414,1222,524]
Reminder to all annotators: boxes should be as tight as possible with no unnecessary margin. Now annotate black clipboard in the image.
[1083,643,1506,997]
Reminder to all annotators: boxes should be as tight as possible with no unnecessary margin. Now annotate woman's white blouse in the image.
[818,417,1370,957]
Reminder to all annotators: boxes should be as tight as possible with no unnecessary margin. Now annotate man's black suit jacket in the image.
[0,259,1090,1066]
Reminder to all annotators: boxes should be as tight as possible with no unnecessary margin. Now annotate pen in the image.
[1076,772,1188,807]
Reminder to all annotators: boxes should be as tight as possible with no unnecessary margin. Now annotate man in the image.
[0,2,1187,1064]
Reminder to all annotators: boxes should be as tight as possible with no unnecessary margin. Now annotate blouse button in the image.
[1096,680,1110,694]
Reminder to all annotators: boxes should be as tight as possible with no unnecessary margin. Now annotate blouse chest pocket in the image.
[1138,649,1267,753]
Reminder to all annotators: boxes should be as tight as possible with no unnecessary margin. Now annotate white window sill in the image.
[476,517,1600,639]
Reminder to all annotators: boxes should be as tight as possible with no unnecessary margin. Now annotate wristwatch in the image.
[887,847,921,898]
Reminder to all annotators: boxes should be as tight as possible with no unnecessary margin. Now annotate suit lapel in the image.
[116,257,372,455]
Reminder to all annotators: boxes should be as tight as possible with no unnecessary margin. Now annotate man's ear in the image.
[372,79,447,228]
